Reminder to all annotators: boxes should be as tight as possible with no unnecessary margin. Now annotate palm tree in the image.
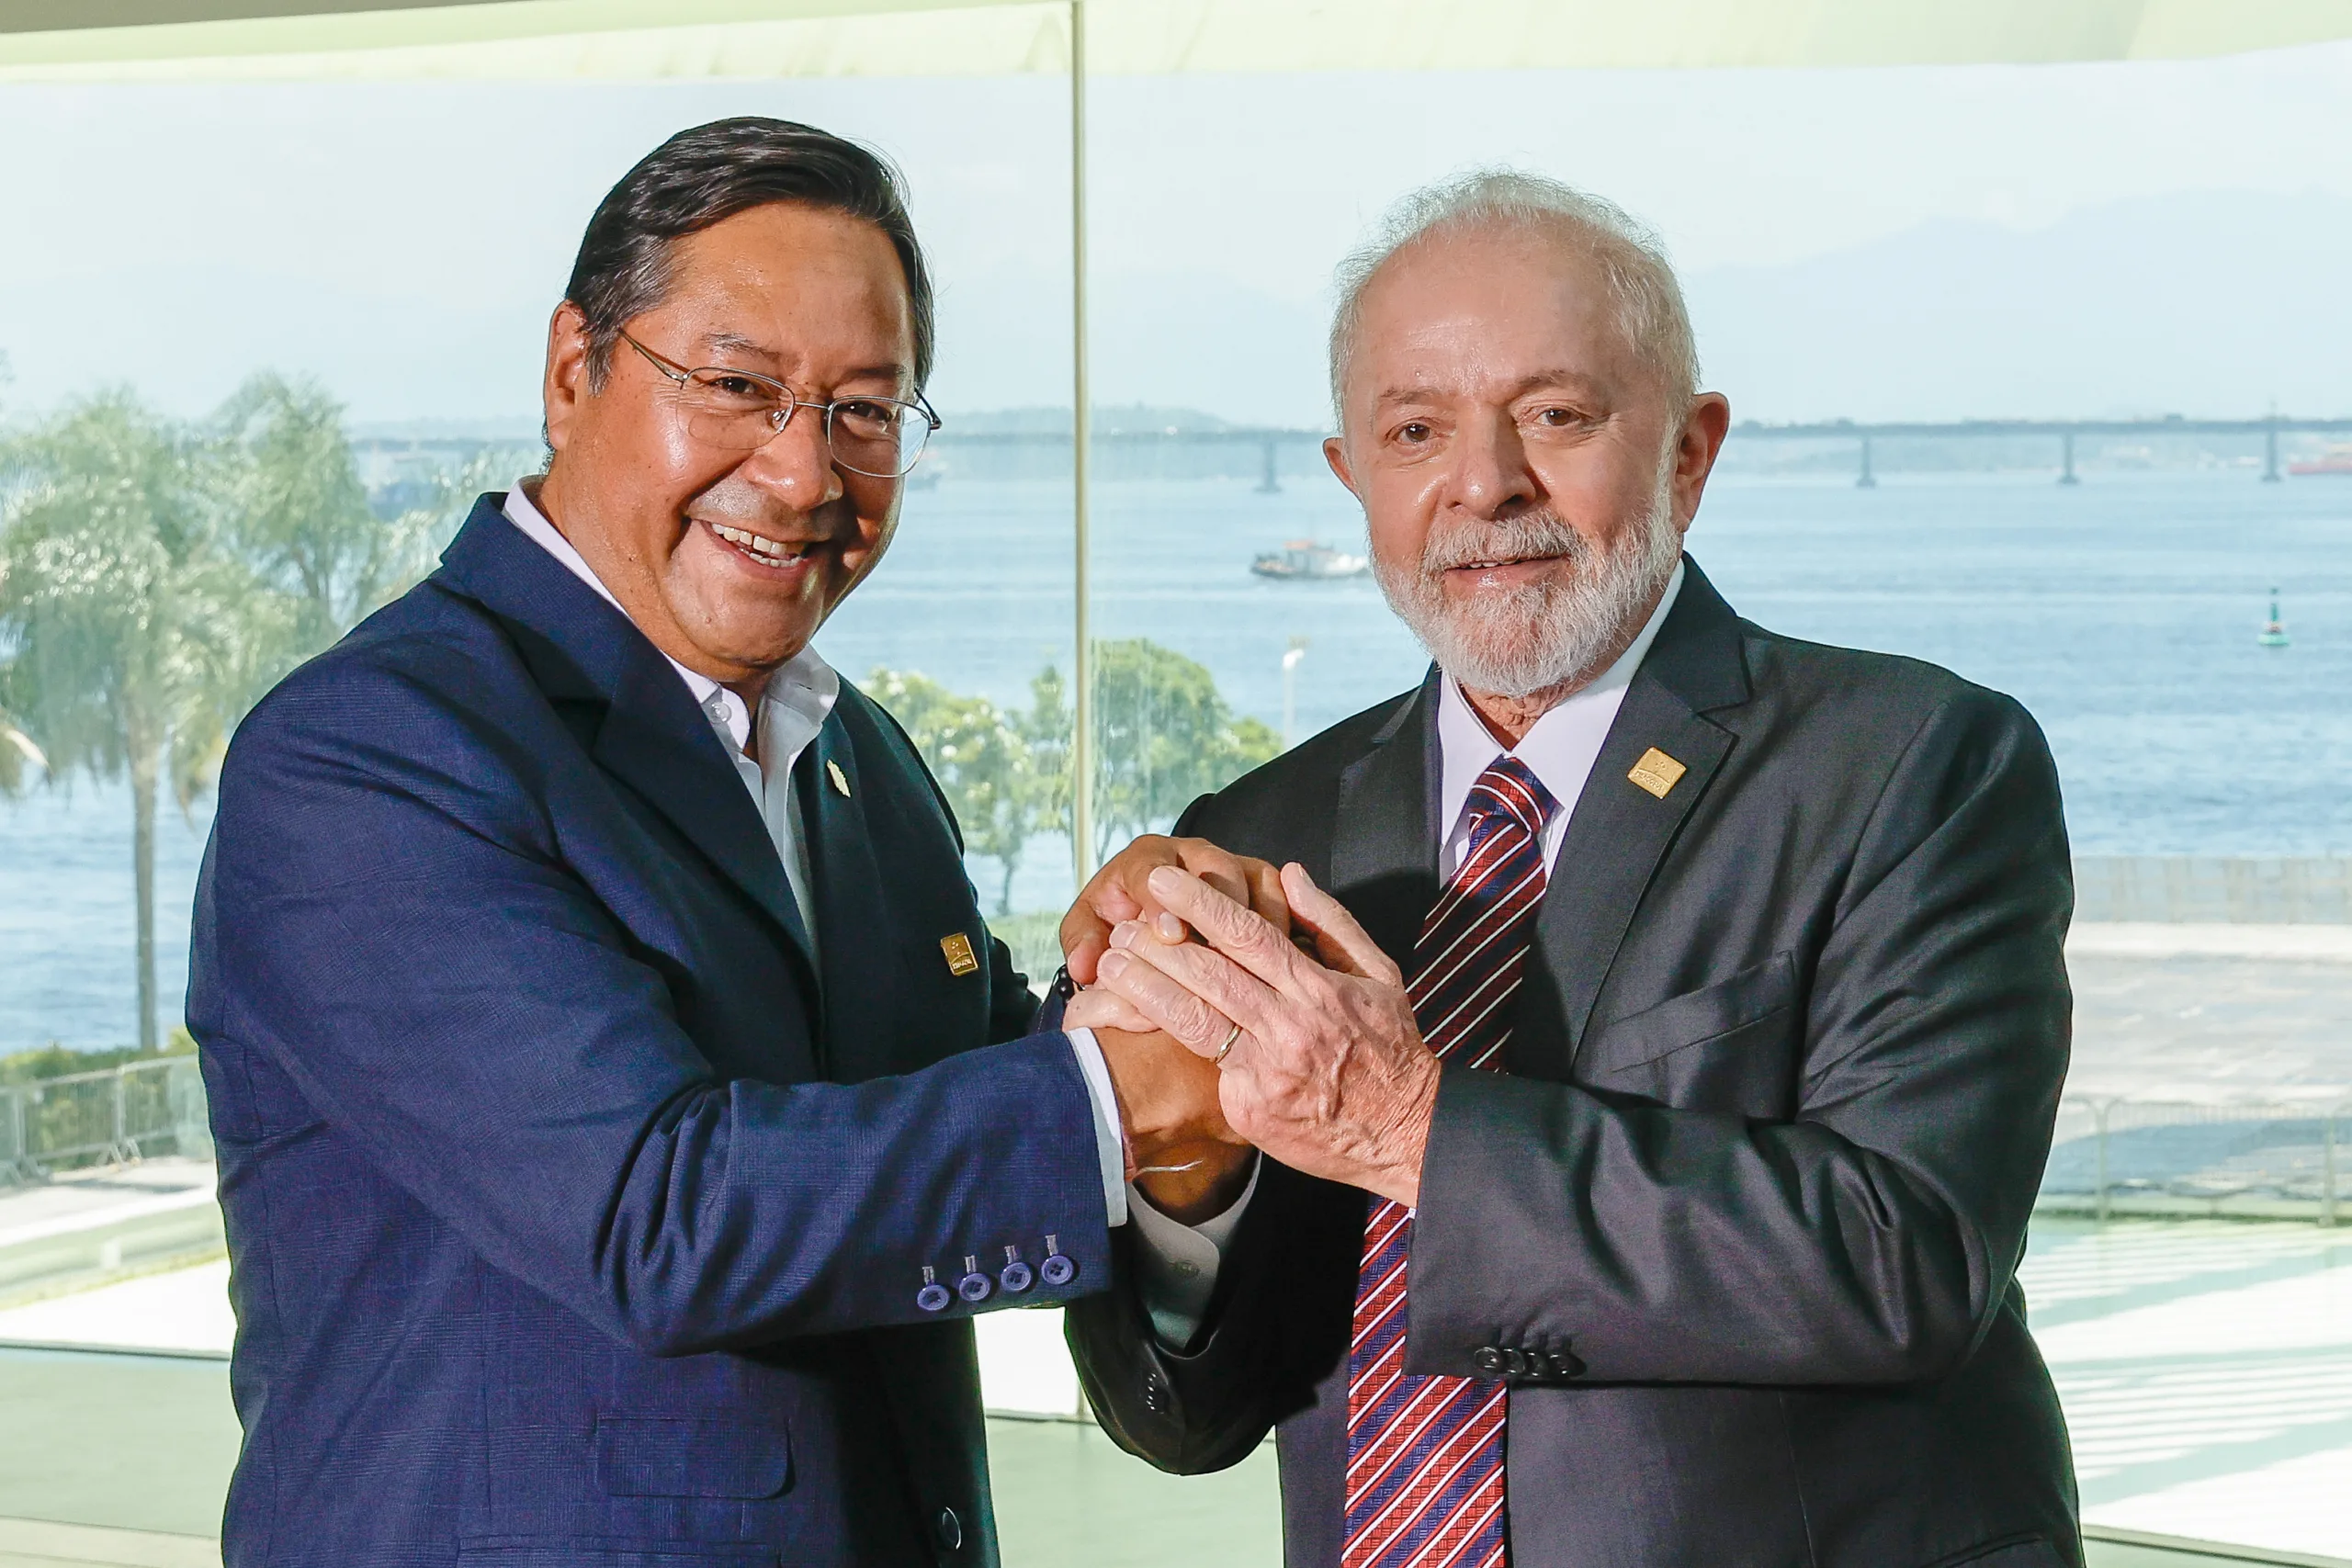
[216,374,473,653]
[0,390,280,1051]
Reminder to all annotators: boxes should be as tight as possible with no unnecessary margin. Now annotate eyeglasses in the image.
[619,331,941,479]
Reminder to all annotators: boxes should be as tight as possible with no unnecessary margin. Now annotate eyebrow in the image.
[1374,369,1611,407]
[696,332,910,386]
[693,331,772,360]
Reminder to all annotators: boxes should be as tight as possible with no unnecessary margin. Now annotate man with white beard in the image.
[1058,171,2081,1568]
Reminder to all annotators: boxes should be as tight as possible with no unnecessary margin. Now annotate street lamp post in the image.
[1282,637,1309,750]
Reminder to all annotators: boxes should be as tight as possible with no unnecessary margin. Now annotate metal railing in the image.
[0,1057,211,1185]
[2,1060,2343,1227]
[2041,1093,2347,1224]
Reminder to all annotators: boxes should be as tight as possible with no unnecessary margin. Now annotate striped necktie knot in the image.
[1463,757,1555,852]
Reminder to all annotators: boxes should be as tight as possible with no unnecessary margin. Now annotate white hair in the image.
[1329,168,1701,424]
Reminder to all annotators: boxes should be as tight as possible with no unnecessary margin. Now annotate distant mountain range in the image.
[937,188,2352,428]
[1687,188,2352,423]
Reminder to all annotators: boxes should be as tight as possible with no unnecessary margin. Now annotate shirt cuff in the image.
[1064,1026,1129,1229]
[1125,1155,1261,1348]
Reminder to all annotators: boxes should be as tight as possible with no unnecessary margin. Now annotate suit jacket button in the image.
[934,1506,963,1551]
[1039,1252,1077,1287]
[1501,1348,1532,1377]
[957,1271,992,1304]
[917,1283,952,1313]
[1551,1350,1587,1380]
[1472,1346,1505,1376]
[1000,1259,1035,1294]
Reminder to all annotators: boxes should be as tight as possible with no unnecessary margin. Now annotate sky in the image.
[4,38,2352,428]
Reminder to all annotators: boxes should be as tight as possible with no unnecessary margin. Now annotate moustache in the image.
[1419,513,1592,576]
[685,474,847,543]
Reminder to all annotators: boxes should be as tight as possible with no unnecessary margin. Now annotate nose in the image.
[1444,407,1541,520]
[738,401,845,513]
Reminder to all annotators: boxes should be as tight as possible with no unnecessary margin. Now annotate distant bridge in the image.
[1736,415,2352,487]
[356,412,2352,493]
[917,414,2352,489]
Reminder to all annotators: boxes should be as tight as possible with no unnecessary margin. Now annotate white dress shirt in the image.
[1125,560,1688,1344]
[502,482,1128,1226]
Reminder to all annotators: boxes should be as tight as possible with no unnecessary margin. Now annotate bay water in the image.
[6,468,2347,1053]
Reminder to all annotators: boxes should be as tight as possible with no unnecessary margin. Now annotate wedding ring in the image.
[1213,1021,1242,1065]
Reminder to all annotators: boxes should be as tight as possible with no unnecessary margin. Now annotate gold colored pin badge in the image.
[941,932,979,977]
[1626,748,1688,799]
[827,760,852,797]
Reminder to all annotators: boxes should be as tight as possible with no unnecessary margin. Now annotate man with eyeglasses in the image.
[187,118,1255,1568]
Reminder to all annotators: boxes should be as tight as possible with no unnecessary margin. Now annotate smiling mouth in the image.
[702,519,818,566]
[1449,552,1564,571]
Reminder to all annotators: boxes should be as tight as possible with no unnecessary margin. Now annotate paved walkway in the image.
[0,1162,220,1311]
[0,1343,2316,1568]
[2023,1219,2352,1561]
[2066,946,2352,1100]
[3,1217,2346,1564]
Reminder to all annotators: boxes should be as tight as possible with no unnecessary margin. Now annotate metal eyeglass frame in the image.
[618,330,942,479]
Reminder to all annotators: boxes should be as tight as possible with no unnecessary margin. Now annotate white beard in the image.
[1373,465,1684,701]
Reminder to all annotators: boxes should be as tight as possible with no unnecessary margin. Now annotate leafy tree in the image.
[865,645,1276,905]
[863,667,1044,915]
[0,390,283,1050]
[1026,638,1281,868]
[1018,663,1073,857]
[1087,637,1280,859]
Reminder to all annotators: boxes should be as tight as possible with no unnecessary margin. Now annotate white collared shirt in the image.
[1125,560,1688,1344]
[1435,558,1685,881]
[501,481,1127,1226]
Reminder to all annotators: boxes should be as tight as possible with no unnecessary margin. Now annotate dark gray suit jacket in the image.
[1066,558,2079,1568]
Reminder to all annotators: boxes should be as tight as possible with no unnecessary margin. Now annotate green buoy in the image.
[2258,587,2290,648]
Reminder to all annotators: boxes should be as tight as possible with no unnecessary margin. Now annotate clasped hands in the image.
[1059,838,1440,1223]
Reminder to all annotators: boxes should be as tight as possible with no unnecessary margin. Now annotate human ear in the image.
[1323,434,1362,499]
[542,302,595,455]
[1671,391,1732,527]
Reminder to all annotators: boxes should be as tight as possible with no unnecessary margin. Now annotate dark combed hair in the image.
[564,117,935,392]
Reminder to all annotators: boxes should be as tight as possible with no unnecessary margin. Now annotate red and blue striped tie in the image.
[1343,755,1557,1568]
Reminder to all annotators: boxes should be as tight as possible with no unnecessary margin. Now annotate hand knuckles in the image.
[1173,998,1222,1042]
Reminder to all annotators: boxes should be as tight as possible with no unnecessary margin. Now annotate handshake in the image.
[1053,837,1442,1224]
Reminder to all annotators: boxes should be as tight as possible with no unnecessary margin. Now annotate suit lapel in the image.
[1513,559,1752,1075]
[799,715,902,1083]
[1512,682,1732,1075]
[431,496,817,985]
[1328,672,1443,969]
[587,656,818,977]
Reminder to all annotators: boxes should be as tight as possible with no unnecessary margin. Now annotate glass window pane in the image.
[7,17,2352,1568]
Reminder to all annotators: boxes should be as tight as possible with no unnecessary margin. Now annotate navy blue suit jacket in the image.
[187,496,1110,1568]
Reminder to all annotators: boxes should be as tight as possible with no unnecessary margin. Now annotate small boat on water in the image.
[2288,444,2352,477]
[1252,540,1369,581]
[2259,588,2290,649]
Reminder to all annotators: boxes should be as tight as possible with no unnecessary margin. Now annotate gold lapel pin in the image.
[940,932,979,977]
[1626,747,1688,800]
[826,760,852,797]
